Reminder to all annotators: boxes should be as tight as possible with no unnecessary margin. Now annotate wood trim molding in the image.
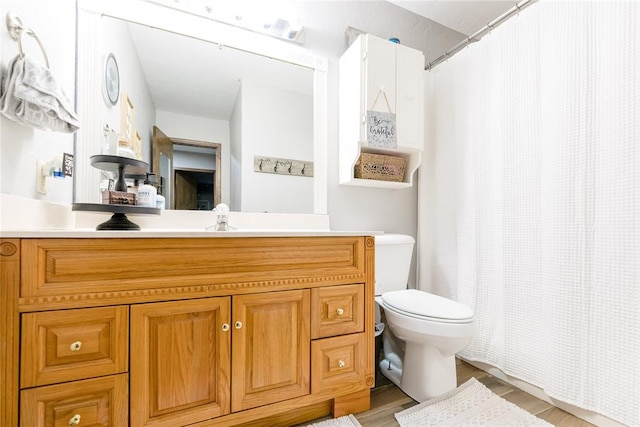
[18,274,366,312]
[75,6,103,203]
[364,236,376,387]
[1,240,20,427]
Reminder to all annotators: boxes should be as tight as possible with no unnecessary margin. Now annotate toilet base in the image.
[379,357,402,387]
[380,342,458,402]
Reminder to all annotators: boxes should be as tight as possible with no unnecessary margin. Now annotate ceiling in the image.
[389,1,516,36]
[127,20,313,120]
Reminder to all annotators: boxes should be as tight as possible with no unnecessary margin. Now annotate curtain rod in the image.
[426,0,538,70]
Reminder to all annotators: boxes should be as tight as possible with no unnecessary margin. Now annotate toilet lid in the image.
[381,289,474,322]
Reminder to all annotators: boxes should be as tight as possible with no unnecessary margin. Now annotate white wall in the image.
[155,110,230,205]
[100,17,155,163]
[239,81,313,214]
[0,0,76,204]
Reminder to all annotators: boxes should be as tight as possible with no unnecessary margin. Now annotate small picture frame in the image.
[120,93,135,143]
[133,131,142,160]
[62,153,74,177]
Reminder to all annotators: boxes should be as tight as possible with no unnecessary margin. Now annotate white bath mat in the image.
[304,414,362,427]
[395,378,553,426]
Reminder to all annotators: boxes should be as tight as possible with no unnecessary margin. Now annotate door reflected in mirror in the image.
[153,126,221,210]
[175,170,213,210]
[159,152,171,208]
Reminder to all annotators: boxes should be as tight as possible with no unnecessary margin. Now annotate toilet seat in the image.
[380,289,473,324]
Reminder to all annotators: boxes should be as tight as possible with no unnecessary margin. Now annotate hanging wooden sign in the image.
[367,88,396,148]
[367,110,396,148]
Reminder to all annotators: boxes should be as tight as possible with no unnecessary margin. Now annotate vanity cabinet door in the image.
[231,289,310,412]
[130,297,231,427]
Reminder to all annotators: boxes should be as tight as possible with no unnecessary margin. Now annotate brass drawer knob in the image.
[69,341,82,352]
[222,323,230,332]
[337,360,346,368]
[68,414,81,425]
[336,308,345,316]
[235,321,243,329]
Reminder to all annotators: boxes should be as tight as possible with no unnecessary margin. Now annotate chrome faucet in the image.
[208,203,230,231]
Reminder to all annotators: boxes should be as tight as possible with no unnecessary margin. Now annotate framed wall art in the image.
[120,93,135,143]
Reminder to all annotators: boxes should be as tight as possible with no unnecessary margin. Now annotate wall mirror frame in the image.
[75,0,328,214]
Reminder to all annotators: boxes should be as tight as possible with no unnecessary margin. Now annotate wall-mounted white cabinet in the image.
[339,34,424,188]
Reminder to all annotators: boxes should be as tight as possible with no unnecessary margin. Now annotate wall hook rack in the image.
[253,155,314,177]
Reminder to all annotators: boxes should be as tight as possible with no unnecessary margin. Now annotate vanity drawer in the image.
[20,237,366,299]
[20,374,128,427]
[311,284,364,339]
[21,306,128,388]
[311,333,367,395]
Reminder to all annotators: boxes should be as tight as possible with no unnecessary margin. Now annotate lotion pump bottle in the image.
[137,174,157,208]
[156,193,166,210]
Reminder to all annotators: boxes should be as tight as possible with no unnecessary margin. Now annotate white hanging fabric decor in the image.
[419,2,639,426]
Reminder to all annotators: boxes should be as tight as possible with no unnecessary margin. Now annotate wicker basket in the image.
[354,152,406,182]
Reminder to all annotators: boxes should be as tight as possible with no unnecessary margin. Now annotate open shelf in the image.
[339,178,414,189]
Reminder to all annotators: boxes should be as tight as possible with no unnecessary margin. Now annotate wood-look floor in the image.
[307,359,594,426]
[352,359,594,427]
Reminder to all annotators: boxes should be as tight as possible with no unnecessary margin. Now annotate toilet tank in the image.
[374,234,415,295]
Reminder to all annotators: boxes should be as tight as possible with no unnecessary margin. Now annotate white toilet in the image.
[375,234,475,402]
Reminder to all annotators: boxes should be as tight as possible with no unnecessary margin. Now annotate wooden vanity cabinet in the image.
[0,236,375,427]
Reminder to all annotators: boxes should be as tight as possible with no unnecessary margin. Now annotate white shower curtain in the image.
[419,2,639,425]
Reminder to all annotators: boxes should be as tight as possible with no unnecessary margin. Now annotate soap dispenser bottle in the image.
[137,174,157,208]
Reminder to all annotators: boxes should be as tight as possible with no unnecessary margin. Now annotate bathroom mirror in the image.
[75,0,327,214]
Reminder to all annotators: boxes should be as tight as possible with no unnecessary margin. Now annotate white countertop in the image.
[0,194,381,239]
[0,229,380,238]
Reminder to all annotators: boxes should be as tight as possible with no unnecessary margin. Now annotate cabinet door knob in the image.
[69,341,82,352]
[222,323,230,332]
[234,321,243,329]
[336,308,344,316]
[337,360,346,368]
[68,414,81,425]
